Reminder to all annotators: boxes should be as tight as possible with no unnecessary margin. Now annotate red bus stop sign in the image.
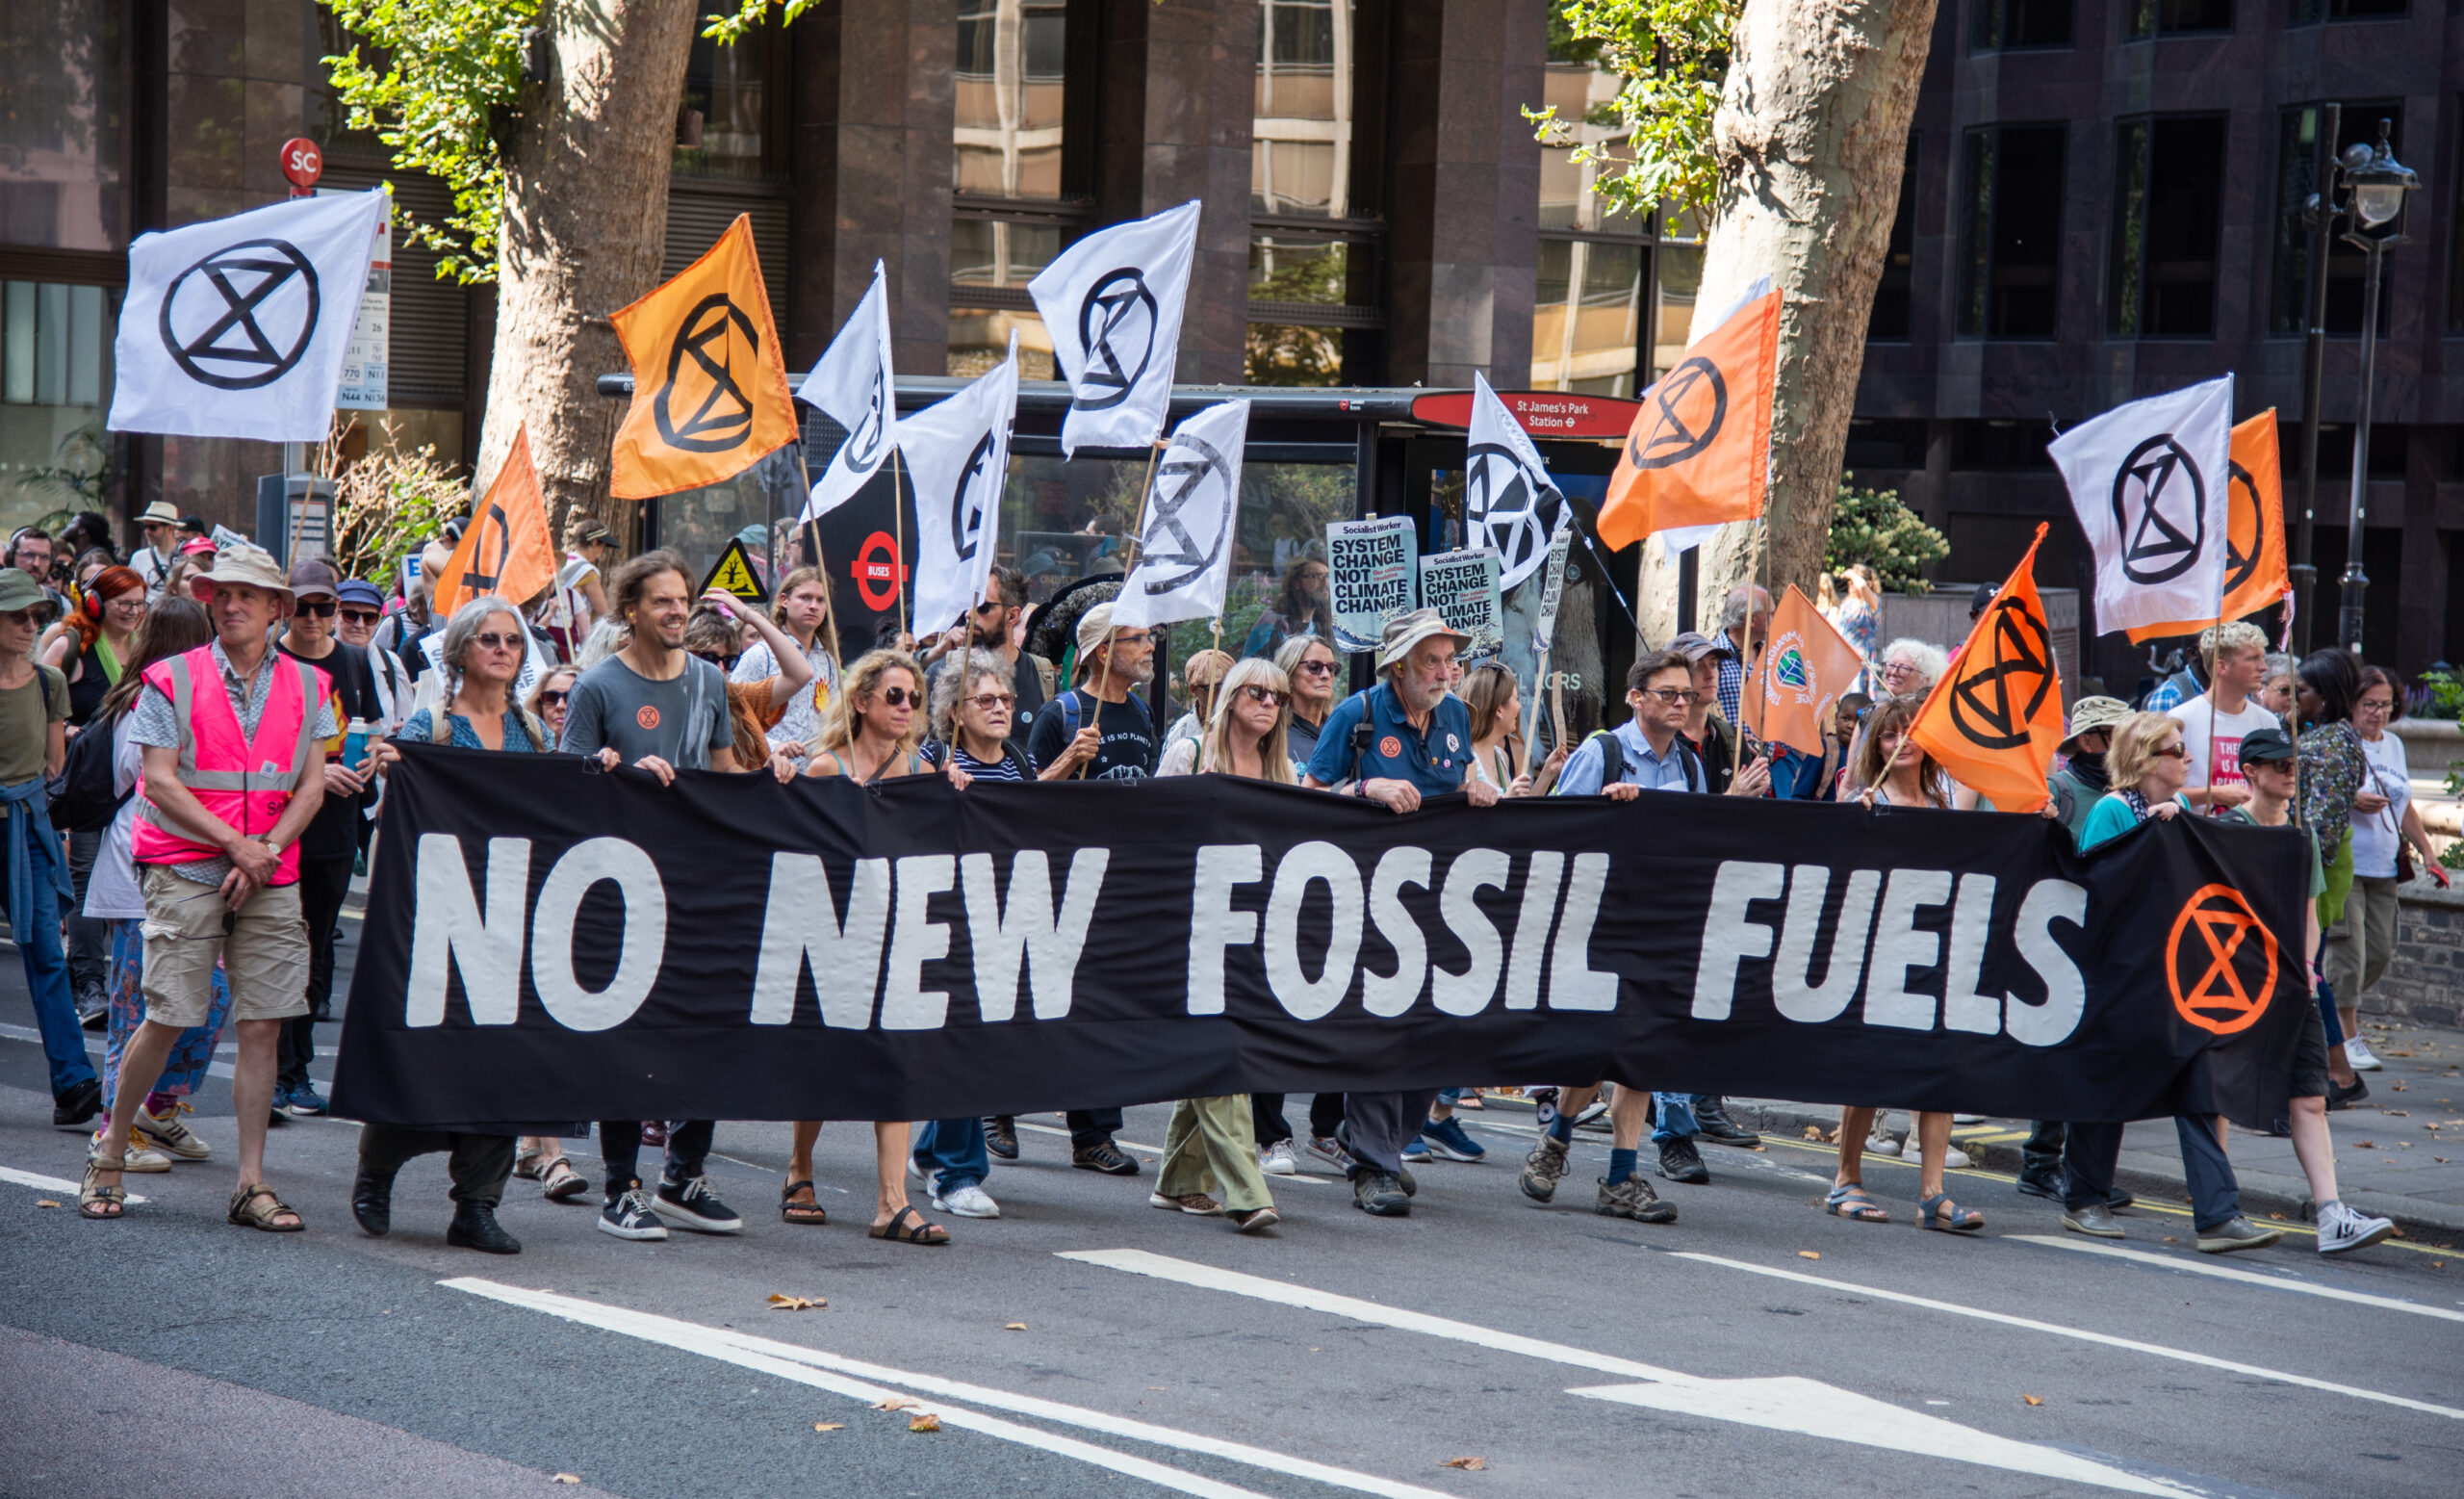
[280,138,323,194]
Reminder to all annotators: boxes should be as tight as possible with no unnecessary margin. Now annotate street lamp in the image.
[2332,119,2419,657]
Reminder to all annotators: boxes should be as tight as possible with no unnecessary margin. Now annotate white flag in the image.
[1463,373,1572,590]
[1112,401,1250,630]
[109,190,389,442]
[903,335,1017,637]
[1029,199,1200,456]
[2049,375,2235,637]
[798,261,899,521]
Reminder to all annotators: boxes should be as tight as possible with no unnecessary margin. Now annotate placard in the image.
[1417,547,1503,662]
[1327,515,1417,655]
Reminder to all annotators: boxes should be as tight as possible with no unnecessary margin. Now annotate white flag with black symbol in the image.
[902,334,1017,637]
[1028,199,1200,456]
[1463,372,1572,590]
[2049,375,2235,637]
[798,261,899,521]
[109,190,388,442]
[1111,401,1251,631]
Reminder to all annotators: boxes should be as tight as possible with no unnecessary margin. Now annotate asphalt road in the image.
[3,917,2460,1499]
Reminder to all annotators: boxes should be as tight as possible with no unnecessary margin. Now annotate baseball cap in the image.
[2238,726,2296,765]
[1663,631,1722,661]
[177,514,208,534]
[1969,582,1999,615]
[287,556,342,599]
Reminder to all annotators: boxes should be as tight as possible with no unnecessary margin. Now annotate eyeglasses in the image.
[2356,698,2395,714]
[1881,661,1917,677]
[1237,685,1287,708]
[339,607,381,626]
[966,691,1016,711]
[537,689,570,707]
[879,685,917,708]
[1640,687,1701,705]
[472,631,522,651]
[1296,659,1338,677]
[295,598,338,617]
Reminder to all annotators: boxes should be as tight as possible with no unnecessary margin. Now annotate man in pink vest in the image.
[79,542,332,1229]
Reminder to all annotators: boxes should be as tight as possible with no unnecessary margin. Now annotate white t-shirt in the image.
[2348,730,2413,879]
[732,636,838,757]
[2168,696,2281,805]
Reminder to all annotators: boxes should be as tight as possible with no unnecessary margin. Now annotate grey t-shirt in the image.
[559,654,733,770]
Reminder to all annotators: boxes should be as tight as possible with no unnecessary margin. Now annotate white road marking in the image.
[1014,1121,1164,1155]
[2009,1235,2464,1324]
[445,1278,1450,1499]
[1666,1250,2464,1421]
[1060,1249,2195,1496]
[1,1163,146,1202]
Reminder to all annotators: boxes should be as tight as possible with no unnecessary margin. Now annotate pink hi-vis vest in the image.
[132,644,328,887]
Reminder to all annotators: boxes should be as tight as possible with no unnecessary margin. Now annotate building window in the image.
[675,25,784,181]
[1253,0,1354,219]
[1654,221,1705,380]
[0,1,127,251]
[1247,0,1382,383]
[0,280,113,534]
[2107,116,2225,338]
[949,1,1082,378]
[2124,0,2232,37]
[1531,39,1649,395]
[2271,103,2400,337]
[2290,0,2407,21]
[1957,125,2064,338]
[1969,0,2072,49]
[1868,139,1919,341]
[1246,236,1373,385]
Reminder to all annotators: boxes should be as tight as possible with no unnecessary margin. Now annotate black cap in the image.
[177,514,208,534]
[1969,582,1999,615]
[2238,726,2296,766]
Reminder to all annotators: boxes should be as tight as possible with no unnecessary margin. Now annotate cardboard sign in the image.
[1327,515,1417,655]
[1417,548,1504,663]
[702,536,768,603]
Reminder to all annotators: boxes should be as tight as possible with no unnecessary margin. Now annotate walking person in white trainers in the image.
[2333,666,2449,1078]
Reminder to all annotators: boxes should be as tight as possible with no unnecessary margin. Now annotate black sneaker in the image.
[1072,1139,1140,1176]
[1691,1097,1760,1147]
[654,1175,744,1233]
[1657,1137,1710,1184]
[1352,1171,1410,1217]
[2326,1077,2370,1111]
[2015,1169,2064,1202]
[985,1116,1019,1161]
[598,1187,668,1241]
[51,1077,101,1131]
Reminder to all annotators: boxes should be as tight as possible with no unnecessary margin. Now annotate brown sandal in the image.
[80,1156,127,1220]
[867,1203,948,1246]
[781,1179,829,1226]
[539,1156,588,1202]
[228,1182,304,1232]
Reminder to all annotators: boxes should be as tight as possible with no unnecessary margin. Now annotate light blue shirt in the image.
[1553,719,1704,796]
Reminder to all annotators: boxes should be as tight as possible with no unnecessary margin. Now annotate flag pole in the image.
[1519,648,1546,781]
[1733,521,1763,780]
[1077,439,1166,781]
[891,451,911,644]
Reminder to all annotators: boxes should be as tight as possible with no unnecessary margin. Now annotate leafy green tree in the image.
[1824,476,1945,595]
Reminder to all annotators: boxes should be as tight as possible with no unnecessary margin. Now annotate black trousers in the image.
[601,1119,714,1193]
[2022,1121,2066,1178]
[2064,1116,2242,1232]
[1250,1093,1346,1148]
[277,852,355,1092]
[1066,1108,1123,1149]
[359,1126,516,1207]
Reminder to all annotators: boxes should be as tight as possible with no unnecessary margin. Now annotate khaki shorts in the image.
[140,865,311,1028]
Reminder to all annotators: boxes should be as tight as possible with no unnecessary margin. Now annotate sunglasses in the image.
[694,649,743,671]
[537,689,570,707]
[1296,659,1338,676]
[966,692,1016,711]
[472,631,523,651]
[2152,744,2190,761]
[2243,757,2291,773]
[1237,685,1287,708]
[0,607,38,628]
[878,685,917,708]
[295,598,338,616]
[339,609,381,628]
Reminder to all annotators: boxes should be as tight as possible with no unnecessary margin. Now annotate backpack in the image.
[47,705,129,833]
[1024,651,1057,704]
[1553,727,1702,795]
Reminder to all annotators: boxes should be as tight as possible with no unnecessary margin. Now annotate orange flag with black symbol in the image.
[1743,583,1866,754]
[1910,524,2064,814]
[433,422,557,617]
[608,214,798,500]
[1597,286,1781,550]
[2124,410,2290,643]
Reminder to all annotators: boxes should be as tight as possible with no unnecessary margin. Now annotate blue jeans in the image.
[13,858,92,1098]
[914,1118,990,1194]
[1651,1093,1701,1147]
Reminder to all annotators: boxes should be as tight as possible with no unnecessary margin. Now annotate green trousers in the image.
[1157,1095,1273,1213]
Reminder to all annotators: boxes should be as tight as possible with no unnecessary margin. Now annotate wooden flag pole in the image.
[1521,650,1549,780]
[1732,523,1764,779]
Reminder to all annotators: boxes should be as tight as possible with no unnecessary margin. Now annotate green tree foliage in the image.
[1824,475,1945,595]
[1529,0,1739,232]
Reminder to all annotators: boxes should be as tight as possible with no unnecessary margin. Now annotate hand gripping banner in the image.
[335,744,2308,1133]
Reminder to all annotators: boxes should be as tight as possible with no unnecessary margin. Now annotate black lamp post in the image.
[2331,120,2419,657]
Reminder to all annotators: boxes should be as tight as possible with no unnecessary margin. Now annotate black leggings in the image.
[1250,1093,1345,1148]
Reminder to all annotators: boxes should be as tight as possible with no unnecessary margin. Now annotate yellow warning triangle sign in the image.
[702,537,767,603]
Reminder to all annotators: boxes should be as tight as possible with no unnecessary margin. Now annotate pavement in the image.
[3,887,2460,1498]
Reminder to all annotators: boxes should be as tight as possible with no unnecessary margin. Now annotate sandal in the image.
[539,1156,588,1202]
[1824,1182,1889,1223]
[513,1143,543,1180]
[1917,1191,1983,1233]
[228,1182,304,1233]
[79,1155,126,1220]
[781,1179,829,1226]
[867,1203,949,1246]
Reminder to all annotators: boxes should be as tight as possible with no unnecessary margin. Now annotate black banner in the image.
[334,744,2308,1131]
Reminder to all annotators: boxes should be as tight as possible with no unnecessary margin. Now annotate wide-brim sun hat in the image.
[0,570,49,615]
[1377,607,1470,670]
[138,501,181,527]
[2061,694,2131,752]
[192,541,295,598]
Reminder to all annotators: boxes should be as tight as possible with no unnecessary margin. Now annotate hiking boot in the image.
[1520,1134,1571,1203]
[985,1116,1019,1160]
[1352,1171,1410,1217]
[1073,1139,1140,1176]
[1657,1137,1710,1185]
[1596,1175,1677,1224]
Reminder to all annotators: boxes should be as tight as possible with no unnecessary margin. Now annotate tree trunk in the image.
[475,0,699,552]
[1638,0,1937,639]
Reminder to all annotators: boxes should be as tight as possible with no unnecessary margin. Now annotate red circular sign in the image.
[849,530,907,613]
[279,138,323,189]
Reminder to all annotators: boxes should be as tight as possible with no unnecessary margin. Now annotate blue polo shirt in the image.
[1306,682,1476,796]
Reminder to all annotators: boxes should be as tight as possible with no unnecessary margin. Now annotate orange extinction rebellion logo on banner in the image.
[2167,884,2278,1036]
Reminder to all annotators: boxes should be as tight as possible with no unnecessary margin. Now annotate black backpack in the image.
[48,711,130,833]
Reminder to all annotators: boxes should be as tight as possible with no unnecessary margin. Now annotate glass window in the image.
[653,445,807,597]
[1867,139,1919,341]
[0,0,127,250]
[1530,240,1644,395]
[1653,241,1704,379]
[1970,0,2073,49]
[1957,125,2064,338]
[948,307,1057,380]
[1253,0,1354,218]
[0,280,114,535]
[2125,0,2232,36]
[1538,54,1637,232]
[948,218,1060,378]
[2108,116,2225,338]
[676,26,777,181]
[1246,236,1360,385]
[2272,104,2400,336]
[955,0,1069,201]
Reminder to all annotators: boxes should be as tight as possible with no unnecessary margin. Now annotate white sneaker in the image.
[1867,1133,1902,1157]
[932,1182,1000,1218]
[1952,1114,1987,1125]
[1941,1146,1973,1170]
[95,1133,171,1173]
[2317,1202,2395,1254]
[135,1102,211,1160]
[906,1155,928,1181]
[1259,1139,1298,1176]
[2346,1038,2384,1072]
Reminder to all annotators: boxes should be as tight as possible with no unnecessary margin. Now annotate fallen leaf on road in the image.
[767,1293,825,1311]
[2386,1110,2409,1117]
[2355,1142,2376,1150]
[35,1199,58,1208]
[873,1398,920,1411]
[2391,1227,2406,1238]
[1798,1251,1820,1259]
[909,1413,942,1433]
[1751,1145,1767,1151]
[2162,1237,2177,1243]
[2268,1212,2287,1221]
[813,1423,844,1432]
[2022,1395,2043,1407]
[2437,1158,2451,1164]
[1802,1125,1823,1140]
[551,1476,581,1486]
[1440,1456,1486,1470]
[1004,1322,1027,1331]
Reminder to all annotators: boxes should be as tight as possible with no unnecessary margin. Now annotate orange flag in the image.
[434,423,558,618]
[1743,583,1865,753]
[608,214,797,500]
[1910,523,2064,814]
[1597,288,1781,550]
[2123,410,2290,643]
